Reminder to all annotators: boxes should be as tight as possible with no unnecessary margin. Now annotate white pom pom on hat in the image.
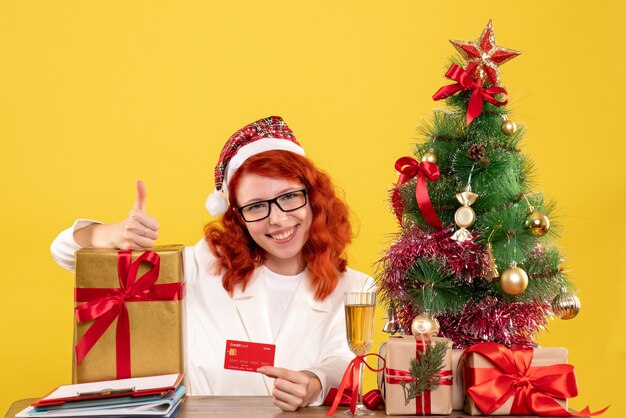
[206,188,229,217]
[207,116,305,216]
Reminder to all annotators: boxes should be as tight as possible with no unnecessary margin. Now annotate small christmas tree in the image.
[379,20,581,348]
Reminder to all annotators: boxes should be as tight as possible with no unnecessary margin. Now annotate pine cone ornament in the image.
[468,144,486,161]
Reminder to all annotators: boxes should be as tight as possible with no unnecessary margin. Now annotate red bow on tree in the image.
[432,64,508,126]
[392,156,442,230]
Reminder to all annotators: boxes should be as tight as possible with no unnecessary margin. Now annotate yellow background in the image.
[1,1,624,416]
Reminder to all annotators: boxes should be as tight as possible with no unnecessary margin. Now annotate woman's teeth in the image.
[270,227,295,240]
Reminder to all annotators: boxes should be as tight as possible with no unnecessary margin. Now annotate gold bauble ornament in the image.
[421,149,437,164]
[525,210,550,236]
[552,293,581,320]
[501,120,517,135]
[499,263,528,295]
[411,314,440,337]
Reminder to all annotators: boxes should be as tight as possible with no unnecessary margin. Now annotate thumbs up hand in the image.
[71,180,160,250]
[115,180,160,250]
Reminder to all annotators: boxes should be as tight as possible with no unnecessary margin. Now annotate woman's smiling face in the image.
[234,173,312,275]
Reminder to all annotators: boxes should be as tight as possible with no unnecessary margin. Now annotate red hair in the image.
[204,150,352,301]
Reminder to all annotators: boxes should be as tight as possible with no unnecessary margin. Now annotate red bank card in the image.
[224,340,276,372]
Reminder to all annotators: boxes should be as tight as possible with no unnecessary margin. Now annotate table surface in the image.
[4,397,586,418]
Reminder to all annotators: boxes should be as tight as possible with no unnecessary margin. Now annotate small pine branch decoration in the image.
[400,340,449,405]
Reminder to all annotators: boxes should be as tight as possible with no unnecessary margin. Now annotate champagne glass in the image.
[344,291,376,416]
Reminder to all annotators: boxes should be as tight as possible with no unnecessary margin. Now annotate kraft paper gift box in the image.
[378,335,453,415]
[73,245,185,383]
[451,348,465,411]
[463,343,569,415]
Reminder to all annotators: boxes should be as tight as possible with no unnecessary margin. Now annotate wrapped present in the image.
[378,335,453,415]
[464,342,598,416]
[451,348,465,411]
[73,245,185,383]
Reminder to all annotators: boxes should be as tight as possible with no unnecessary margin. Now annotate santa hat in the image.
[206,116,305,216]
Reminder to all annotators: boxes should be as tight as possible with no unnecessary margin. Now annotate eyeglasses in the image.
[237,189,308,222]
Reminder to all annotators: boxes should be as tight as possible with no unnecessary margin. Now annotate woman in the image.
[51,116,374,412]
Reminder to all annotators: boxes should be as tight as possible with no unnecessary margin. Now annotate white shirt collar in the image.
[262,266,305,291]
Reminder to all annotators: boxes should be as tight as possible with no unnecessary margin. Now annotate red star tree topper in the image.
[450,20,521,86]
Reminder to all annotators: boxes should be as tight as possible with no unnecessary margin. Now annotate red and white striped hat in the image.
[206,116,305,216]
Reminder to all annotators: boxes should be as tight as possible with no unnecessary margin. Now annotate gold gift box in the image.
[464,347,568,415]
[378,335,453,415]
[73,245,184,383]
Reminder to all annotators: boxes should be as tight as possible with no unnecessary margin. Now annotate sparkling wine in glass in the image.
[344,291,376,416]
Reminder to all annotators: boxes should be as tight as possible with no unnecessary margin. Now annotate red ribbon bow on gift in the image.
[392,156,442,229]
[463,342,609,417]
[326,353,385,416]
[432,64,508,126]
[74,250,184,379]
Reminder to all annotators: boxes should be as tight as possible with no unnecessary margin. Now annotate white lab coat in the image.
[51,221,375,403]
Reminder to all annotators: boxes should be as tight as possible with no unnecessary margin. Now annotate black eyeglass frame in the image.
[236,189,308,223]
